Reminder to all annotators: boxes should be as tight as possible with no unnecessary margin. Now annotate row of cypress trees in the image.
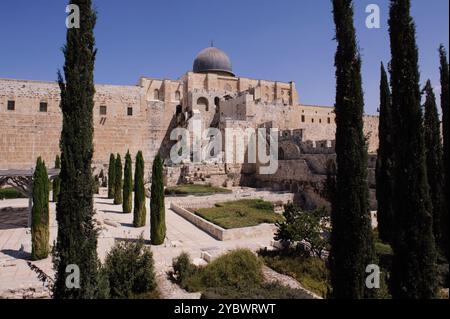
[107,151,146,226]
[106,152,166,245]
[332,0,447,299]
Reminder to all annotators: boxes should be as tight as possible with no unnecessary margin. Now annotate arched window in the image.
[214,97,220,113]
[176,105,182,114]
[197,97,209,111]
[154,89,160,100]
[278,147,285,160]
[175,91,181,101]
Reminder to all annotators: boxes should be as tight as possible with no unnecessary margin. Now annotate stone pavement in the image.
[0,188,282,298]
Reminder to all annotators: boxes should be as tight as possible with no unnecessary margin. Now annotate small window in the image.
[312,118,315,123]
[127,107,133,116]
[7,100,15,111]
[301,115,305,123]
[100,105,107,115]
[319,119,322,124]
[197,97,209,111]
[176,105,182,114]
[39,102,48,112]
[327,117,331,124]
[154,89,160,100]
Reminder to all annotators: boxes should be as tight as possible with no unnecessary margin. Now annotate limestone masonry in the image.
[0,46,379,207]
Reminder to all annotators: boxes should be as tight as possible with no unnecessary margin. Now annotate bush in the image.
[0,188,26,200]
[171,249,263,292]
[103,237,158,299]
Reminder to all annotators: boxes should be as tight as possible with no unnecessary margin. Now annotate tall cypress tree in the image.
[114,154,123,205]
[133,151,146,227]
[52,155,61,203]
[53,0,100,299]
[423,80,444,252]
[376,63,395,244]
[388,0,437,299]
[439,45,449,260]
[123,151,132,214]
[108,153,115,199]
[31,157,50,261]
[150,154,166,245]
[330,0,375,299]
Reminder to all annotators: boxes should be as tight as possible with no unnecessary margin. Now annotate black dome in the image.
[193,47,234,76]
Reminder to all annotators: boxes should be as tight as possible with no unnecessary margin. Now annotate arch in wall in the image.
[175,91,181,101]
[278,140,301,160]
[154,89,160,100]
[197,97,209,111]
[214,97,220,113]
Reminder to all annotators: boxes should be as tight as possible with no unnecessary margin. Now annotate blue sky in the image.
[0,0,448,114]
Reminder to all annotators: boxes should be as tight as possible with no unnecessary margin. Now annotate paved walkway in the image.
[0,188,281,298]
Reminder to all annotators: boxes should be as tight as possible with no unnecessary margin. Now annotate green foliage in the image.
[53,0,100,299]
[423,80,445,251]
[275,204,330,258]
[171,250,265,292]
[389,0,437,298]
[0,188,26,200]
[150,154,166,245]
[439,45,449,261]
[122,151,132,214]
[114,154,123,205]
[165,184,232,196]
[195,199,280,229]
[108,154,116,199]
[376,63,395,244]
[103,237,158,299]
[52,155,61,203]
[259,248,330,298]
[133,151,147,227]
[31,157,50,261]
[330,0,376,299]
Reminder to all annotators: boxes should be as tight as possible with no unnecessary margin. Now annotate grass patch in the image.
[194,199,282,229]
[259,248,330,298]
[165,184,232,196]
[0,188,26,200]
[170,249,311,299]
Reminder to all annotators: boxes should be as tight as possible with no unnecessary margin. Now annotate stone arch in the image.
[175,91,181,101]
[197,97,209,111]
[154,89,160,100]
[278,141,301,160]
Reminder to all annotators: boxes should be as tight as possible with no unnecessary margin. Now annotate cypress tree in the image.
[53,0,100,299]
[423,80,444,252]
[376,63,395,244]
[31,157,50,261]
[388,0,437,298]
[439,45,449,260]
[150,154,166,245]
[133,151,146,227]
[330,0,376,299]
[108,153,115,199]
[123,151,132,214]
[52,155,61,203]
[114,154,123,205]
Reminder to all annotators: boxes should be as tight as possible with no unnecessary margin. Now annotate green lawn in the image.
[194,199,282,229]
[165,184,232,196]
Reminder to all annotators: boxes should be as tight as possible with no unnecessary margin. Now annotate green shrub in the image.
[171,249,263,292]
[103,237,158,299]
[0,188,26,200]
